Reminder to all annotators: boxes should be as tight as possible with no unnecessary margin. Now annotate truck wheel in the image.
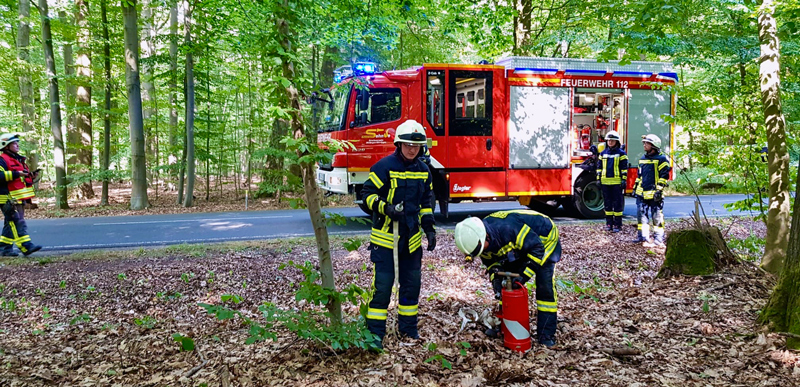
[567,173,605,219]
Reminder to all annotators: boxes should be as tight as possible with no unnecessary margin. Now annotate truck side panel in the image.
[508,86,572,169]
[507,169,572,196]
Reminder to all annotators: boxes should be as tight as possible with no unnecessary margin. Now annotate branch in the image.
[598,346,641,357]
[778,332,800,340]
[183,346,208,378]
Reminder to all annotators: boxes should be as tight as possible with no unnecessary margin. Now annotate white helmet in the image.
[604,130,621,141]
[394,120,427,146]
[0,133,20,149]
[642,134,661,149]
[455,217,487,258]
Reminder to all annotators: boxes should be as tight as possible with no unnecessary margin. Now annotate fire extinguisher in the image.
[495,271,532,353]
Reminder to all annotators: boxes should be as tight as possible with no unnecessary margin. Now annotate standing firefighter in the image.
[454,210,561,347]
[360,119,436,351]
[0,133,42,257]
[596,131,628,232]
[632,134,671,248]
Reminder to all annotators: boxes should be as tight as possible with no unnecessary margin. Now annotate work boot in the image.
[539,336,556,348]
[484,327,501,338]
[612,227,621,233]
[21,242,42,257]
[631,236,646,244]
[1,243,18,257]
[604,225,613,232]
[400,330,420,340]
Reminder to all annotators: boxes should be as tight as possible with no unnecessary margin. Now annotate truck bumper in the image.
[316,168,349,195]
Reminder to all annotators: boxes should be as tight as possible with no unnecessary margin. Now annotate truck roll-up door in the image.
[627,89,672,166]
[508,86,571,169]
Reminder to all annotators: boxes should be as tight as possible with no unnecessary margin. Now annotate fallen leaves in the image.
[0,218,797,386]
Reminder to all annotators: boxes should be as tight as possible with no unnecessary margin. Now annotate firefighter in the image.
[360,119,436,351]
[454,210,561,348]
[0,133,42,257]
[632,134,671,248]
[596,131,628,232]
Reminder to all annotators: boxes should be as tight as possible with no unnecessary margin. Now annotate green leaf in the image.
[172,334,195,352]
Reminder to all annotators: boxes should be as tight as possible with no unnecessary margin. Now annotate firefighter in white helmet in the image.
[596,130,628,232]
[0,133,42,257]
[359,119,436,352]
[632,134,671,247]
[454,211,561,348]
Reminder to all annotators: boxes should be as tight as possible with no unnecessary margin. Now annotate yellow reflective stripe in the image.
[367,308,388,321]
[388,178,397,204]
[537,300,557,312]
[3,171,12,180]
[409,230,423,244]
[381,216,391,233]
[639,159,658,164]
[370,236,393,249]
[523,267,534,278]
[605,211,613,216]
[10,187,34,200]
[620,155,628,161]
[371,228,393,240]
[540,223,559,263]
[527,253,544,266]
[368,172,384,189]
[0,236,14,244]
[398,304,418,316]
[658,161,670,170]
[367,194,379,209]
[389,171,429,180]
[420,208,432,215]
[614,212,623,216]
[515,225,531,249]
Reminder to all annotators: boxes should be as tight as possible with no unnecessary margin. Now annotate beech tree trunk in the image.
[75,0,94,199]
[758,0,790,274]
[276,0,341,324]
[123,0,150,210]
[182,3,196,208]
[17,0,37,172]
[100,0,111,205]
[39,0,69,209]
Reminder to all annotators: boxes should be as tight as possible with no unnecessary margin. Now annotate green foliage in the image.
[172,333,195,352]
[134,315,157,329]
[556,276,609,301]
[221,294,243,304]
[343,238,362,252]
[424,342,453,370]
[199,260,378,351]
[728,232,766,260]
[70,313,92,326]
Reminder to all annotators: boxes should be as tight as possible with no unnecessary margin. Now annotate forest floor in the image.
[0,218,797,386]
[26,180,353,219]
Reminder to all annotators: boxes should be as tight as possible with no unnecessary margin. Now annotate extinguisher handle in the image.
[495,271,520,278]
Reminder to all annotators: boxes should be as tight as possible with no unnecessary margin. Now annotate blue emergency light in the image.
[354,62,377,75]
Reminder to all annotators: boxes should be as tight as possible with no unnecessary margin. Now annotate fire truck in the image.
[315,57,675,218]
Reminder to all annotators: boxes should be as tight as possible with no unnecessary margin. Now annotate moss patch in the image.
[658,229,716,277]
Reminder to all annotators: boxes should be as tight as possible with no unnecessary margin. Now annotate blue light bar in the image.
[514,67,558,75]
[612,71,652,77]
[657,72,679,82]
[354,62,377,76]
[565,69,607,76]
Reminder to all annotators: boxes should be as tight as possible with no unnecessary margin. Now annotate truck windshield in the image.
[320,85,351,132]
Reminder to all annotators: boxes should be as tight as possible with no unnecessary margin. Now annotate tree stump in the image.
[658,227,734,278]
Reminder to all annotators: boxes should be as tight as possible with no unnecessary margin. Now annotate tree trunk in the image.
[760,156,800,349]
[76,0,94,199]
[168,1,179,190]
[61,11,77,174]
[276,0,341,324]
[141,0,156,185]
[100,0,111,205]
[17,0,37,172]
[758,0,790,274]
[183,3,196,208]
[513,0,532,56]
[123,0,150,210]
[39,0,68,209]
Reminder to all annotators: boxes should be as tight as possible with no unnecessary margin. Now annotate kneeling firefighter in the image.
[454,210,561,347]
[360,119,436,351]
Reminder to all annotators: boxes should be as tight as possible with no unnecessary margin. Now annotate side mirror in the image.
[358,88,369,111]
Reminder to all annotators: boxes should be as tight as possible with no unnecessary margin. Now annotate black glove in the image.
[492,276,503,300]
[384,204,404,221]
[653,190,663,203]
[511,277,525,289]
[425,231,436,251]
[620,180,627,189]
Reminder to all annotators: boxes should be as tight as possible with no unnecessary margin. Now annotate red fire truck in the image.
[315,57,675,218]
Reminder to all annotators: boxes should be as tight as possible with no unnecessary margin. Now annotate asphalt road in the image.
[29,194,755,253]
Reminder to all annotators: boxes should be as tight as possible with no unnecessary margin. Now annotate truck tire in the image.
[567,172,605,219]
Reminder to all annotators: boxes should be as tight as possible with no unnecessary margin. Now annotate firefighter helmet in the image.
[604,130,621,141]
[0,133,20,149]
[394,120,427,146]
[455,217,487,258]
[642,134,661,149]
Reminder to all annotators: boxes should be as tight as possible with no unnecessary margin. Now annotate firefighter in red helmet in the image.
[454,210,561,348]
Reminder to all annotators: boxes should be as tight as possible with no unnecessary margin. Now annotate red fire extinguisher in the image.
[495,271,532,353]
